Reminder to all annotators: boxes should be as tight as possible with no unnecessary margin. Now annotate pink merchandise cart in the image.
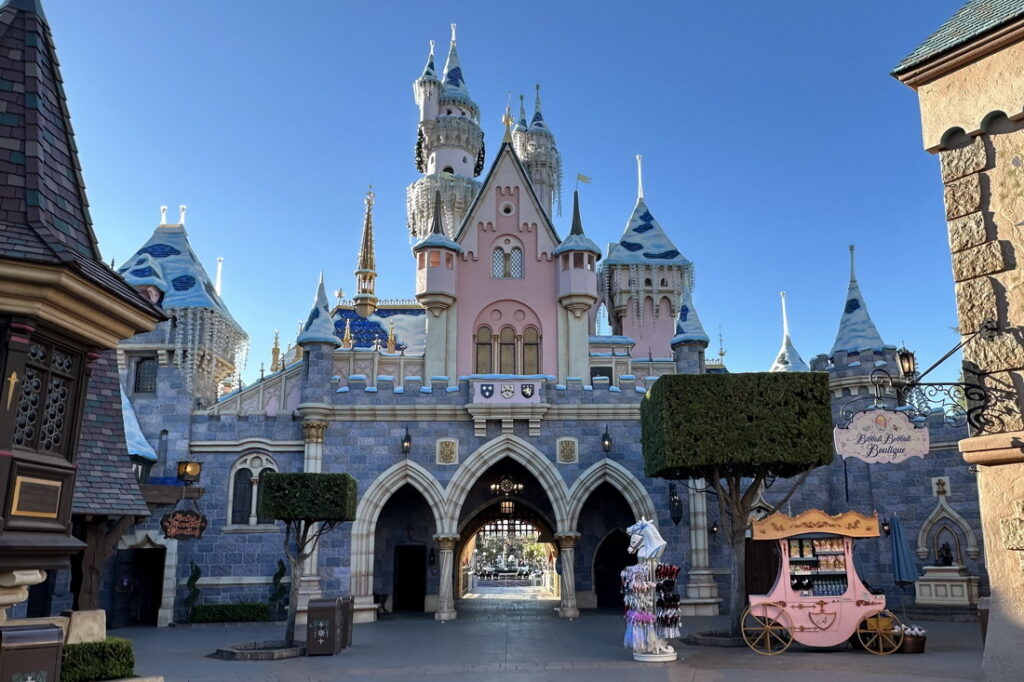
[742,510,904,656]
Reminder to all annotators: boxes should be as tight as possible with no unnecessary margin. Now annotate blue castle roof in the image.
[604,198,691,267]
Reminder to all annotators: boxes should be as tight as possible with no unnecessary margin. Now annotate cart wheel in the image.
[856,610,904,655]
[741,604,793,656]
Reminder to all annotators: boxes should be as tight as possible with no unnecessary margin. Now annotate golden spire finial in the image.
[502,98,514,143]
[386,320,396,354]
[342,318,352,349]
[271,329,281,371]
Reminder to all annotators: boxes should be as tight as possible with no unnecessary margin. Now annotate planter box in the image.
[899,635,926,654]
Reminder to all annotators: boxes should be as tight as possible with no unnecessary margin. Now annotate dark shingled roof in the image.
[893,0,1024,75]
[72,350,150,517]
[0,0,162,320]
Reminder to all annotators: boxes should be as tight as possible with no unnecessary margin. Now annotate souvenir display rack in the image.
[621,559,678,662]
[655,564,681,639]
[742,509,904,656]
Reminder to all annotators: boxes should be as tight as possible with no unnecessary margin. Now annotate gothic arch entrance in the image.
[575,482,638,609]
[453,459,560,619]
[374,484,437,615]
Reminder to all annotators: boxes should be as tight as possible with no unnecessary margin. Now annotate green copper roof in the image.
[892,0,1024,75]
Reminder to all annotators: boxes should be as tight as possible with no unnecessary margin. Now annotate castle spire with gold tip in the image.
[353,187,378,318]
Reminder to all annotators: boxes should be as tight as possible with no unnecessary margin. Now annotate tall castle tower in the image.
[512,86,562,218]
[600,156,695,359]
[407,25,484,241]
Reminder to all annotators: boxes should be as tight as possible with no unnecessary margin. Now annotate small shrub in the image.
[61,637,134,682]
[185,561,201,622]
[192,602,270,623]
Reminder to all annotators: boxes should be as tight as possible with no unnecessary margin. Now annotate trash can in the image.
[339,596,354,649]
[0,624,63,680]
[978,596,991,645]
[307,598,343,656]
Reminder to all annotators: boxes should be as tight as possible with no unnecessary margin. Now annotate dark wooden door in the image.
[745,539,781,597]
[594,530,636,608]
[392,545,426,611]
[110,548,165,628]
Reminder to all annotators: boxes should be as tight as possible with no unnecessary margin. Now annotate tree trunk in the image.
[284,553,302,647]
[727,527,747,637]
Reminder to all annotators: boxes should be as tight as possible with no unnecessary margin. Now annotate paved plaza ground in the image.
[123,588,984,682]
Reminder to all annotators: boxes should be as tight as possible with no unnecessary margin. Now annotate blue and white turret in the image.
[512,84,562,217]
[670,287,710,374]
[830,245,886,355]
[407,24,483,241]
[769,291,808,372]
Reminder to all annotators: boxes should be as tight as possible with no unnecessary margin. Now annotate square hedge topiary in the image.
[641,372,834,480]
[258,472,357,523]
[61,637,134,682]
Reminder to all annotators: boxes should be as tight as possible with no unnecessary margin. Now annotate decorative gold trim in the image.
[0,259,161,348]
[11,475,62,519]
[752,509,879,540]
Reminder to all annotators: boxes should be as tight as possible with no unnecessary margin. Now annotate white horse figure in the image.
[626,516,668,561]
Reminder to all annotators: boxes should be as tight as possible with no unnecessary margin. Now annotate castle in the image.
[8,20,987,627]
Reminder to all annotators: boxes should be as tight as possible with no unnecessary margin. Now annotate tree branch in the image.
[766,469,813,514]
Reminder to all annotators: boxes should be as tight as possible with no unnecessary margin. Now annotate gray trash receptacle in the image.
[339,597,354,649]
[307,598,343,656]
[0,624,63,680]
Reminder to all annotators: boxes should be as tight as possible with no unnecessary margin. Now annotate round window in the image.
[500,202,515,216]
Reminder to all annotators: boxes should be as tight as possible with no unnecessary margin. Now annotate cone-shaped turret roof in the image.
[297,272,341,346]
[514,93,528,133]
[770,291,809,372]
[441,23,471,101]
[0,0,161,319]
[118,208,239,326]
[418,40,438,81]
[529,84,551,134]
[605,155,690,266]
[414,189,462,252]
[553,191,601,256]
[830,246,886,354]
[670,287,709,346]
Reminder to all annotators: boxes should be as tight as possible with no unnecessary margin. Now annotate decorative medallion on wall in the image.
[557,437,578,464]
[436,438,458,465]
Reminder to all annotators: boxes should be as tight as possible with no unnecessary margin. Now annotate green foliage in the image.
[269,558,288,605]
[258,472,357,523]
[193,602,270,623]
[641,372,834,480]
[61,637,134,682]
[184,561,201,621]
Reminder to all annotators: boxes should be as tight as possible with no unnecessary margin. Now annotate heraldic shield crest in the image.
[480,384,494,399]
[521,383,535,398]
[500,383,515,399]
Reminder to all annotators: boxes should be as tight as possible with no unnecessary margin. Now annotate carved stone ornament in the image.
[557,438,577,464]
[436,439,458,465]
[999,500,1024,570]
[301,421,328,444]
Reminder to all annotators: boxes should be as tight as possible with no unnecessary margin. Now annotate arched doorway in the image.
[593,529,635,608]
[454,459,560,619]
[374,484,436,614]
[575,482,638,609]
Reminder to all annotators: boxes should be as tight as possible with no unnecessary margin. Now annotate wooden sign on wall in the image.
[160,509,208,540]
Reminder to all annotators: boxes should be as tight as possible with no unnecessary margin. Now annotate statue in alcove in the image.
[937,542,954,567]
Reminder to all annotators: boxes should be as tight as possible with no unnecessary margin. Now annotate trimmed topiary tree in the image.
[641,372,833,636]
[259,472,357,647]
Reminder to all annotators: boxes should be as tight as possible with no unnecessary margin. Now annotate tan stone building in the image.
[894,2,1024,679]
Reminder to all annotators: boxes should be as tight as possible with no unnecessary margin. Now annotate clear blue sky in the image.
[42,0,966,383]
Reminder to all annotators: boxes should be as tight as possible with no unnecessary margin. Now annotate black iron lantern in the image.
[401,427,412,455]
[897,347,916,377]
[668,482,683,525]
[710,521,719,536]
[881,519,892,536]
[601,426,612,453]
[176,460,202,485]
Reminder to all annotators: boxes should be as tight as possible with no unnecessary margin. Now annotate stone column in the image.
[556,532,580,619]
[295,420,328,626]
[434,534,459,621]
[0,569,45,625]
[684,479,721,611]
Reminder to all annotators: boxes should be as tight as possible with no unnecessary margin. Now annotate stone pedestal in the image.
[555,532,580,619]
[915,565,981,607]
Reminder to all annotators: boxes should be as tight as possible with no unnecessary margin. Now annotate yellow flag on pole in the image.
[576,173,592,184]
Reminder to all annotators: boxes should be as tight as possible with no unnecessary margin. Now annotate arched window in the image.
[134,357,158,393]
[475,326,492,373]
[499,327,517,373]
[228,453,279,527]
[492,248,504,278]
[523,327,540,374]
[510,248,524,278]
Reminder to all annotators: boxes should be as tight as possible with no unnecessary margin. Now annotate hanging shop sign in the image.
[160,509,208,540]
[833,409,929,464]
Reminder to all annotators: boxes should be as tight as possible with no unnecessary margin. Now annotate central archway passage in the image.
[454,460,560,619]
